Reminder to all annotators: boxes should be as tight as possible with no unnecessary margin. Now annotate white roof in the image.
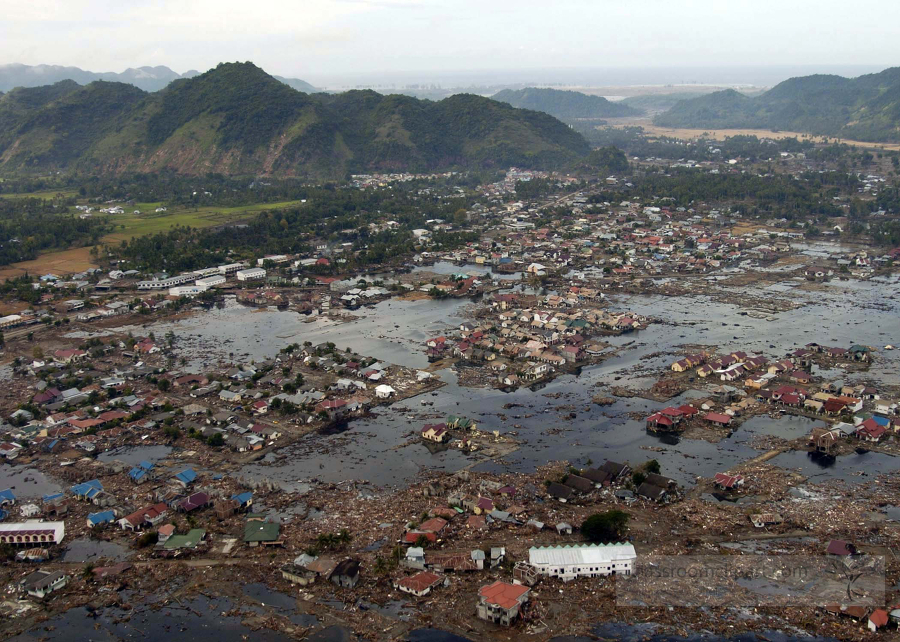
[0,520,66,540]
[375,384,396,393]
[529,543,635,567]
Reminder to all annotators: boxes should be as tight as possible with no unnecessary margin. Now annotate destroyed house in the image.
[599,461,630,482]
[636,482,667,502]
[564,474,594,494]
[330,559,361,587]
[546,482,574,501]
[580,468,611,486]
[713,473,744,490]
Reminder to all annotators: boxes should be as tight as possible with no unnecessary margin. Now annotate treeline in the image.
[588,169,857,219]
[572,125,896,168]
[0,196,112,265]
[113,181,480,272]
[872,220,900,246]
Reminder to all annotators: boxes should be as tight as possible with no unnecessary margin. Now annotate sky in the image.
[2,0,899,87]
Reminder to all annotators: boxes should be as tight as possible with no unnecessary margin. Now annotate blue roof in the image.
[71,480,103,496]
[872,416,890,427]
[129,467,149,481]
[0,508,8,522]
[0,489,15,503]
[174,468,197,484]
[88,510,116,525]
[232,492,253,504]
[42,492,64,503]
[138,460,154,470]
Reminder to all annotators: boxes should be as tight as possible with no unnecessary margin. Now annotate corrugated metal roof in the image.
[529,543,636,566]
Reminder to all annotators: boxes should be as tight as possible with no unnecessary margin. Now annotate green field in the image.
[0,189,79,200]
[101,200,307,242]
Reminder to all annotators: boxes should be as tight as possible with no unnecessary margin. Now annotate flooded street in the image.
[125,263,900,491]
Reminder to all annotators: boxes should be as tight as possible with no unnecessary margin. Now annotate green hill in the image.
[492,87,640,120]
[0,63,589,177]
[654,67,900,141]
[619,92,710,113]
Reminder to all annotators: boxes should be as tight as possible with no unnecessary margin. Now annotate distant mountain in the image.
[273,75,318,94]
[0,63,318,94]
[654,67,900,142]
[0,62,589,177]
[492,87,641,120]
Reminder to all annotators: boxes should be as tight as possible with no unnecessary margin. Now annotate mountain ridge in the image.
[654,67,900,141]
[0,62,590,178]
[0,62,317,94]
[492,87,640,120]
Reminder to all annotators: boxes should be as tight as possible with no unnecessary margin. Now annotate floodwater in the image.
[8,595,293,642]
[97,445,173,466]
[242,583,319,626]
[410,260,523,280]
[144,296,471,371]
[151,262,900,490]
[591,622,837,641]
[61,538,132,563]
[0,464,62,499]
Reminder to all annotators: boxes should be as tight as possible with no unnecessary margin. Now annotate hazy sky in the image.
[2,0,898,85]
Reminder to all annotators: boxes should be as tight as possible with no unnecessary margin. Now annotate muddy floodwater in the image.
[97,444,173,466]
[8,595,294,642]
[0,465,62,499]
[142,266,900,490]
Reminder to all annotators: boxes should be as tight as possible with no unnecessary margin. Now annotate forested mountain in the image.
[492,87,640,120]
[655,67,900,142]
[619,92,711,113]
[0,62,317,93]
[0,63,590,177]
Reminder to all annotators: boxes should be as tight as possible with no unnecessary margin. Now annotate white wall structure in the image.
[528,543,636,581]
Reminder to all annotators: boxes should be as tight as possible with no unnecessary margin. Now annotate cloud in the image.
[0,0,898,81]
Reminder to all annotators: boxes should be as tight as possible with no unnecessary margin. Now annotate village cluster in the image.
[0,153,898,640]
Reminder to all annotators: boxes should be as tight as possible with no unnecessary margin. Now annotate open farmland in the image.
[0,199,309,277]
[611,120,900,151]
[0,245,97,280]
[101,200,309,243]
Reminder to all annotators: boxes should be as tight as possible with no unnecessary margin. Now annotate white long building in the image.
[0,520,66,546]
[137,274,196,290]
[195,275,226,290]
[236,268,266,281]
[528,543,636,581]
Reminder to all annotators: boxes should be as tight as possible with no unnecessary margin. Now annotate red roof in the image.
[419,517,448,533]
[646,413,674,427]
[398,571,441,593]
[479,581,529,609]
[476,497,494,511]
[713,472,743,488]
[677,405,699,416]
[826,540,854,556]
[869,609,889,628]
[403,531,437,544]
[705,412,731,425]
[466,515,487,529]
